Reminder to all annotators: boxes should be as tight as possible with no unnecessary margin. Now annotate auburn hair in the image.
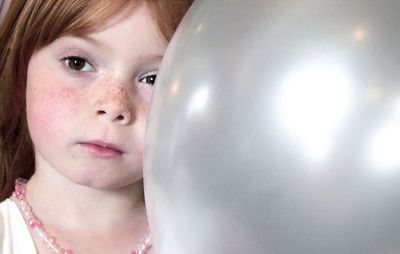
[0,0,193,200]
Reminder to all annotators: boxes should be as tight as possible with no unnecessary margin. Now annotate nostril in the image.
[96,109,129,122]
[116,115,124,121]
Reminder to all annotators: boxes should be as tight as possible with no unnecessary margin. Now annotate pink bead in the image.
[47,237,55,243]
[27,217,41,229]
[13,185,26,199]
[131,251,138,254]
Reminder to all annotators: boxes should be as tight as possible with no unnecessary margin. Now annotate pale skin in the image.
[18,3,165,253]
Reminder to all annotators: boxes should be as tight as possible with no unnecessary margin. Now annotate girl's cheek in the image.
[135,86,154,118]
[27,82,80,138]
[138,84,154,102]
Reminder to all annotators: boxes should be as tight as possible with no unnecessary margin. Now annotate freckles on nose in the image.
[95,81,130,107]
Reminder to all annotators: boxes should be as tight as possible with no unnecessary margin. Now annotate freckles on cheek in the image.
[27,86,80,138]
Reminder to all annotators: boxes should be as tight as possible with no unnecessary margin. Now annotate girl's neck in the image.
[25,168,146,233]
[15,174,150,254]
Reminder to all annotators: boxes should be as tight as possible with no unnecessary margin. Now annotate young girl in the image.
[0,0,192,253]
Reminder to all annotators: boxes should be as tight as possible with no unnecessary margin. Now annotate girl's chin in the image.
[61,171,143,190]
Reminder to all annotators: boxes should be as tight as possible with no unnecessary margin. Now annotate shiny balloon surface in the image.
[144,0,400,253]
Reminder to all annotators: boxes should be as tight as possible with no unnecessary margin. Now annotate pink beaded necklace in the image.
[12,178,152,254]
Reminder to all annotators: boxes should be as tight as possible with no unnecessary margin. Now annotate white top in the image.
[0,199,37,254]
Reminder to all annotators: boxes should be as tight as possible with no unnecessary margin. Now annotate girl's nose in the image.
[95,86,133,125]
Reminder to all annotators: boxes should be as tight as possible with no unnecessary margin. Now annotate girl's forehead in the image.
[86,4,166,50]
[43,3,166,63]
[50,3,165,52]
[83,2,152,34]
[54,1,152,43]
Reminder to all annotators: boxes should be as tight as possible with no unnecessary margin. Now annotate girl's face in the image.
[26,4,167,189]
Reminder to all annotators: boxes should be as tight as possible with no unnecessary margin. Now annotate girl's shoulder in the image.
[0,199,14,234]
[0,198,37,253]
[0,200,4,251]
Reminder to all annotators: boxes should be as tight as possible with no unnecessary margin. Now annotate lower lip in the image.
[79,143,123,158]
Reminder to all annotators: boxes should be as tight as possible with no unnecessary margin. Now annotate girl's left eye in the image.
[63,56,94,72]
[139,73,158,85]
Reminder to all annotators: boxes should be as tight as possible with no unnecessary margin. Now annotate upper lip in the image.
[79,140,124,153]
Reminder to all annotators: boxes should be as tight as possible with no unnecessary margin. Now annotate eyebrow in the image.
[83,35,165,59]
[80,34,111,50]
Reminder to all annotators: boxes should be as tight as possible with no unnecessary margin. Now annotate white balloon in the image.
[145,0,400,253]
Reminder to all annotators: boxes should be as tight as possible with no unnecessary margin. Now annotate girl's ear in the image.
[0,0,11,22]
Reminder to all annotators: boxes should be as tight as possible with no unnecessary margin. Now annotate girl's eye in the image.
[63,56,93,72]
[139,73,157,85]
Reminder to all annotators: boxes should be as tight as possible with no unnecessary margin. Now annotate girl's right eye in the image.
[62,56,94,72]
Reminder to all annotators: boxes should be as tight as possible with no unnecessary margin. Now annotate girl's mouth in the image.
[78,141,124,158]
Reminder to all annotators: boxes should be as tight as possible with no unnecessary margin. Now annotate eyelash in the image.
[61,55,94,73]
[139,72,158,86]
